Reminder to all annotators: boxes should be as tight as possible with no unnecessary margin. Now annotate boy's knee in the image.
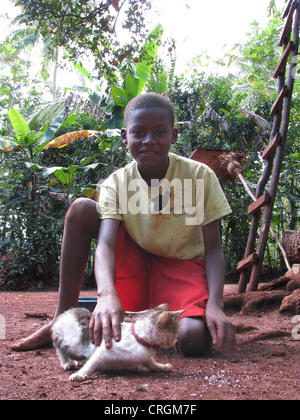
[65,198,100,238]
[66,198,98,226]
[177,317,212,358]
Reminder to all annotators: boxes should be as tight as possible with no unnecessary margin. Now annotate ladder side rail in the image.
[237,17,294,294]
[237,47,288,294]
[248,2,300,291]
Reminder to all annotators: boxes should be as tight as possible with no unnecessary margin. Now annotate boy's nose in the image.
[143,133,156,144]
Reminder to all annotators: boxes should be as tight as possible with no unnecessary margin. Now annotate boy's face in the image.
[121,107,178,176]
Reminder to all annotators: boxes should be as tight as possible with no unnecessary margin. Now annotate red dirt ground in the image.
[0,285,299,401]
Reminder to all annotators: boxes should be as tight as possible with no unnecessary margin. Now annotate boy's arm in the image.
[89,218,123,349]
[202,220,235,355]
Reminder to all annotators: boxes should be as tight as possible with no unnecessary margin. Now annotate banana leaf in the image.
[44,130,100,149]
[135,23,164,96]
[25,162,101,184]
[105,23,163,129]
[8,108,30,146]
[0,138,18,152]
[41,110,65,143]
[123,24,163,102]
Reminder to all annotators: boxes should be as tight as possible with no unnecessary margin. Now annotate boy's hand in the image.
[89,291,124,349]
[205,303,235,355]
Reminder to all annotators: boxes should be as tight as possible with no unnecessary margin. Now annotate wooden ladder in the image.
[237,0,300,294]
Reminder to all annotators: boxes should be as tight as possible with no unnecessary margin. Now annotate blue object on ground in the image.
[78,297,97,312]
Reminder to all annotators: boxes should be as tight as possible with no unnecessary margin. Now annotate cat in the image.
[51,303,185,382]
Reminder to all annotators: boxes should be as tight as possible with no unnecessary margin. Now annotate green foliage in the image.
[8,108,30,144]
[12,0,152,82]
[226,13,283,85]
[105,23,164,128]
[0,152,64,280]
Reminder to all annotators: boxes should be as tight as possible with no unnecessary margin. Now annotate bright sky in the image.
[149,0,286,72]
[0,0,287,82]
[0,0,19,40]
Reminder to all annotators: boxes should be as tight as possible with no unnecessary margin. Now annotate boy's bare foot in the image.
[11,323,53,352]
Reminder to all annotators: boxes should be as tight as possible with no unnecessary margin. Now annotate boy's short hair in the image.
[124,93,175,127]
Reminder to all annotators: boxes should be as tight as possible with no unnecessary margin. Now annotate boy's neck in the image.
[138,156,170,186]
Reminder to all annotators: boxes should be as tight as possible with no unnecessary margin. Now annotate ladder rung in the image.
[282,0,295,19]
[280,1,297,45]
[274,42,294,78]
[270,86,288,116]
[237,253,259,272]
[262,133,281,160]
[248,193,270,215]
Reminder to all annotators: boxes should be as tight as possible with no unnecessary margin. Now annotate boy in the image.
[12,93,235,356]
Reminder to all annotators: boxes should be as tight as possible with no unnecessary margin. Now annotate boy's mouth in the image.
[140,150,158,156]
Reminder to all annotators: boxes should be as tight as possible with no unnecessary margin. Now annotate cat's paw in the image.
[63,361,77,371]
[160,363,173,372]
[74,361,85,368]
[69,373,87,382]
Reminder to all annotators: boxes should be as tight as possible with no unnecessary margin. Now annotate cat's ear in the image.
[156,303,169,311]
[157,312,170,329]
[157,309,186,329]
[170,309,186,320]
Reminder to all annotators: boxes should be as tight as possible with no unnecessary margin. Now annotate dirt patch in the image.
[0,286,299,400]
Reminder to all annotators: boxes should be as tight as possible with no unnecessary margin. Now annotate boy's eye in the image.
[133,129,143,135]
[130,128,167,137]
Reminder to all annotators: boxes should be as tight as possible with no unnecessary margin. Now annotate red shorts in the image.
[114,224,208,318]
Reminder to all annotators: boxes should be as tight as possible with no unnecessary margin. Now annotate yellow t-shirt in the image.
[99,153,232,260]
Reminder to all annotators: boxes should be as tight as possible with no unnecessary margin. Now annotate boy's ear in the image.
[121,128,127,144]
[171,128,178,145]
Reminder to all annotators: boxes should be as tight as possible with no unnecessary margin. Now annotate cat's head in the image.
[140,303,185,349]
[155,303,185,333]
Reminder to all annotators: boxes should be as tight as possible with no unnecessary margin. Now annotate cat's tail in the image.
[52,334,86,361]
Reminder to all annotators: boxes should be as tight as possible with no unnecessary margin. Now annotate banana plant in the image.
[71,23,164,130]
[26,160,102,203]
[38,128,123,202]
[2,108,121,204]
[2,108,40,161]
[106,23,164,129]
[2,107,99,205]
[1,107,68,162]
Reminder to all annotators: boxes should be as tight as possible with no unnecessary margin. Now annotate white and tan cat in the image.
[51,303,185,382]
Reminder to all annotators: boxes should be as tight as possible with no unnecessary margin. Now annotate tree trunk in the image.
[282,230,300,264]
[224,290,289,314]
[53,46,59,101]
[280,289,300,314]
